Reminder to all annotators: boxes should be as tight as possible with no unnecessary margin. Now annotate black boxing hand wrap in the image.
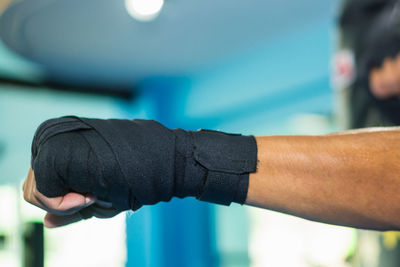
[31,116,257,211]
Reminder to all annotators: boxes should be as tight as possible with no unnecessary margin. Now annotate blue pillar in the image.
[125,78,217,267]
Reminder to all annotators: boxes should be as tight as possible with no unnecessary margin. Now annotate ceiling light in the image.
[125,0,164,22]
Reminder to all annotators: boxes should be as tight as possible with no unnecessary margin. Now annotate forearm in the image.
[246,127,400,230]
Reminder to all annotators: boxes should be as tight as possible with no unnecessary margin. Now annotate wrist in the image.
[173,128,258,205]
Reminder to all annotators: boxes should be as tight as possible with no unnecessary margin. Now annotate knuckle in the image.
[23,190,29,201]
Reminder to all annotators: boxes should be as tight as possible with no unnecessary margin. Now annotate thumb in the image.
[42,194,96,228]
[57,193,96,211]
[37,191,96,216]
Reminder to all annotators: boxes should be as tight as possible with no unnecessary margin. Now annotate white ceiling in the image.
[0,0,338,86]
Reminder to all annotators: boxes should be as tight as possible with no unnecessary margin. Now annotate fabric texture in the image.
[31,116,258,211]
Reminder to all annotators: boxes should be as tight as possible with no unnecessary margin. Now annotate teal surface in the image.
[0,41,43,82]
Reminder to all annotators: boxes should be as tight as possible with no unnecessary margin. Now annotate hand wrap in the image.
[31,116,257,211]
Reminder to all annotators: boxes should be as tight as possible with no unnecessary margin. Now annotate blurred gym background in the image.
[0,0,399,266]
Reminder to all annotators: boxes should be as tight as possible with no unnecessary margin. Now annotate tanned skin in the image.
[247,127,400,230]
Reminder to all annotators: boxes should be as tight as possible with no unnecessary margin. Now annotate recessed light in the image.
[125,0,164,22]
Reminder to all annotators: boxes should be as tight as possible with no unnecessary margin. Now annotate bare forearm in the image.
[246,127,400,230]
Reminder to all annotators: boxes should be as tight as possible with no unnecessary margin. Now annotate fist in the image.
[369,53,400,99]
